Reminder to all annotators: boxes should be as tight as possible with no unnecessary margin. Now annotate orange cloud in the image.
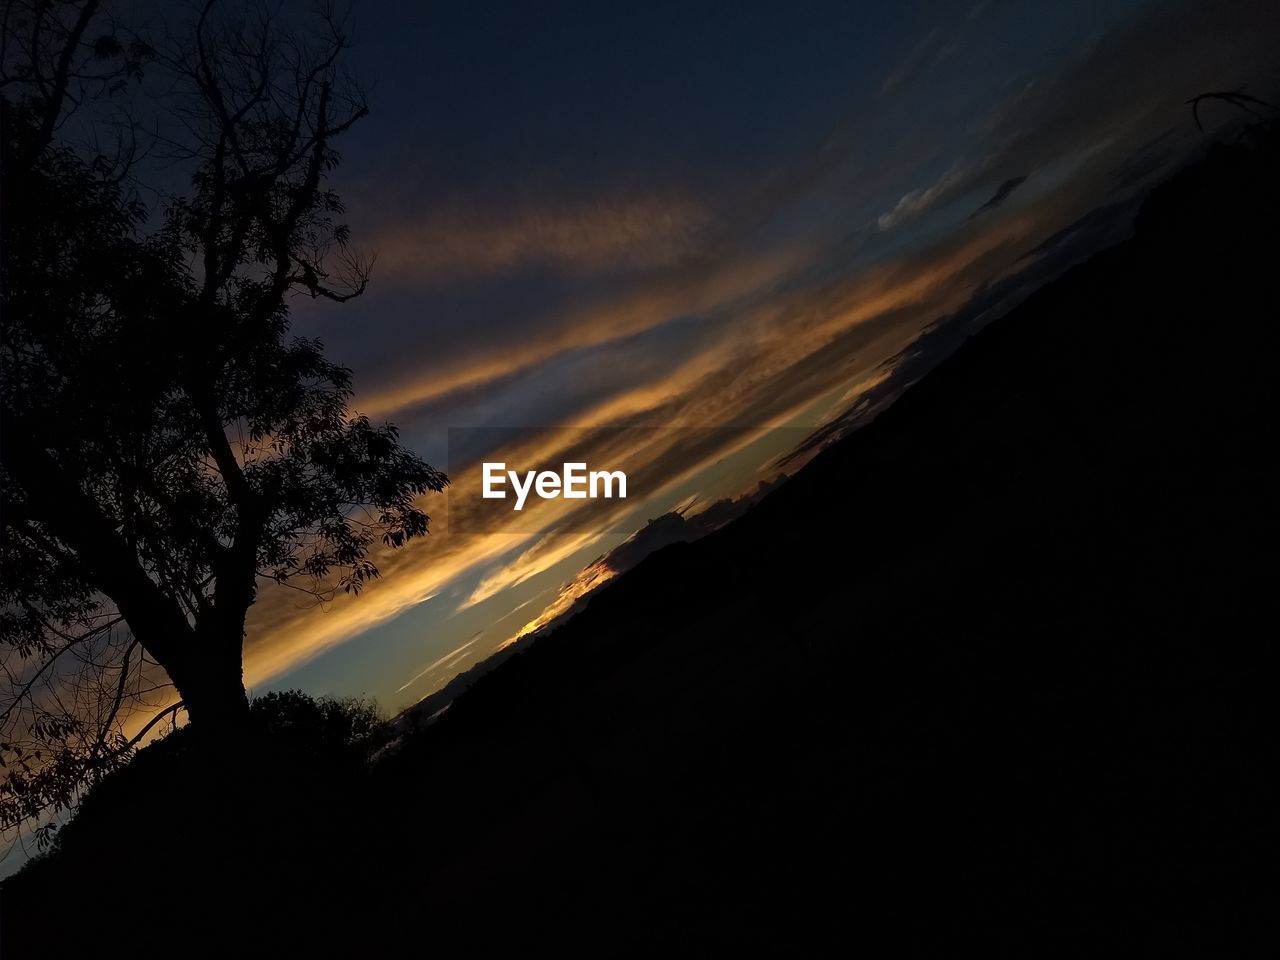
[235,196,1064,700]
[365,195,709,283]
[353,244,813,419]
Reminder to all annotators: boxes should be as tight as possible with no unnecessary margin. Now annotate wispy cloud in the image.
[245,208,1051,694]
[351,245,812,420]
[877,161,979,230]
[461,532,606,610]
[397,634,484,694]
[970,175,1028,219]
[881,27,943,96]
[365,195,709,284]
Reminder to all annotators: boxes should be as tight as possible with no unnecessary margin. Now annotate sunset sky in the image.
[232,0,1279,713]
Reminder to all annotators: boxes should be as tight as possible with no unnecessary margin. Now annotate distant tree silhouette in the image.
[0,0,445,833]
[1186,88,1277,133]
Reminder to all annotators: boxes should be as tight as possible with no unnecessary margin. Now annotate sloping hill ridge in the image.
[370,126,1280,950]
[6,126,1278,954]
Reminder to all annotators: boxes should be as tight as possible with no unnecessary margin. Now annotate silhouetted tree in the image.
[0,0,445,833]
[1186,88,1276,133]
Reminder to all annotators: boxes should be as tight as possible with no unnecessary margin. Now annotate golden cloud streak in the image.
[354,245,814,418]
[367,196,710,281]
[227,203,1050,702]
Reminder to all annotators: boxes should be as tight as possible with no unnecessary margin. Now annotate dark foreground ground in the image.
[5,126,1279,955]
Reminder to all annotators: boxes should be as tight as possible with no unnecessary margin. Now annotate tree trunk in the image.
[182,677,250,732]
[169,632,251,735]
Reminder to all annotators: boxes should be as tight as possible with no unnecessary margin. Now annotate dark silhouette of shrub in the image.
[3,690,391,954]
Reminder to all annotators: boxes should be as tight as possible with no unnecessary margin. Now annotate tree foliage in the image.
[0,0,446,836]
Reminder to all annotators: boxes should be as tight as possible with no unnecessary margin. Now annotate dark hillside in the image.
[6,126,1279,954]
[370,125,1280,951]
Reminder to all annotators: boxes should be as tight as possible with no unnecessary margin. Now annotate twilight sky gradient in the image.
[222,0,1279,714]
